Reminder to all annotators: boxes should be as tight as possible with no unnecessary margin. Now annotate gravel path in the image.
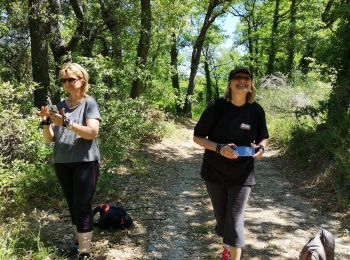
[41,121,350,259]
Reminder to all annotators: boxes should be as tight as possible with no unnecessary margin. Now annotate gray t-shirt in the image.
[53,96,102,163]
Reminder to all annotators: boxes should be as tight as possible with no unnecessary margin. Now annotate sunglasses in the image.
[60,78,80,84]
[232,75,251,81]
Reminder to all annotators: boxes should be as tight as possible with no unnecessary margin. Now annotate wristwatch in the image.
[62,115,71,128]
[216,143,226,154]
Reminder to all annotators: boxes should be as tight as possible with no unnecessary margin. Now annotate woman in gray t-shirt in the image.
[39,63,101,259]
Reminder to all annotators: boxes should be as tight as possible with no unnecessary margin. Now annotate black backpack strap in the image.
[207,98,225,138]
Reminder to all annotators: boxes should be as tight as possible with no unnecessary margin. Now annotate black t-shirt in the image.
[194,98,269,185]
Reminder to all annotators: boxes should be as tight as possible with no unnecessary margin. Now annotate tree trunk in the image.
[99,0,123,65]
[182,0,223,116]
[47,0,86,103]
[79,26,99,57]
[299,41,314,74]
[170,32,181,114]
[130,0,151,99]
[254,40,260,74]
[48,0,86,64]
[267,0,280,75]
[286,0,297,78]
[214,76,219,99]
[28,0,50,108]
[247,19,254,66]
[203,49,212,103]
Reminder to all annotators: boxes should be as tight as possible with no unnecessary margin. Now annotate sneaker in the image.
[78,252,91,260]
[220,247,230,260]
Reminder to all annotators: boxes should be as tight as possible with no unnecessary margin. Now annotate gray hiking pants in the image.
[205,181,251,247]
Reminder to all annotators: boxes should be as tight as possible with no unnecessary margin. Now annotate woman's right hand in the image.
[40,106,50,120]
[220,143,239,159]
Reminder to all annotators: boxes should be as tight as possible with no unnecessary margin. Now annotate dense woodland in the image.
[0,0,349,257]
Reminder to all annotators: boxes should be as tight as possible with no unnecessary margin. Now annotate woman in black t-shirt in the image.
[193,67,269,260]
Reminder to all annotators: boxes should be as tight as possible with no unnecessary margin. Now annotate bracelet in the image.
[258,144,265,152]
[39,117,51,128]
[216,143,226,154]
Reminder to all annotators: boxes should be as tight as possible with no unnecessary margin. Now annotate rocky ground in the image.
[39,120,349,259]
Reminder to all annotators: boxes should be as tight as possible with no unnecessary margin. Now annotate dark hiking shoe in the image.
[63,244,79,257]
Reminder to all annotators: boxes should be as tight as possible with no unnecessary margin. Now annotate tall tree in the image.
[170,32,181,113]
[48,0,86,65]
[130,0,151,99]
[266,0,281,75]
[286,0,297,77]
[99,0,123,66]
[231,0,259,72]
[299,41,315,74]
[203,46,213,103]
[299,0,336,74]
[182,0,229,116]
[28,0,50,108]
[1,1,32,83]
[201,25,226,102]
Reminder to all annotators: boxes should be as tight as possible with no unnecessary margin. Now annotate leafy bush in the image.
[257,71,331,146]
[99,97,170,165]
[0,81,60,217]
[290,108,350,210]
[0,214,54,259]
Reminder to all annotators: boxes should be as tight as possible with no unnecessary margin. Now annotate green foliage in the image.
[256,71,331,145]
[290,108,350,210]
[0,215,54,259]
[0,1,32,84]
[0,81,60,216]
[264,69,350,210]
[233,0,332,76]
[100,97,170,164]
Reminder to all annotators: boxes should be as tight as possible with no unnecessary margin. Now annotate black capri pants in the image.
[205,181,251,247]
[54,161,99,233]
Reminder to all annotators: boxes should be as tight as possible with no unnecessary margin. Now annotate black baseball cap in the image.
[228,67,253,81]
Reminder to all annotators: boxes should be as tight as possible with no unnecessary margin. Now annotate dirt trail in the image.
[42,121,349,259]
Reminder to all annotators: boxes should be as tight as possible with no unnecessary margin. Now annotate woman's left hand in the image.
[49,108,65,126]
[251,143,264,159]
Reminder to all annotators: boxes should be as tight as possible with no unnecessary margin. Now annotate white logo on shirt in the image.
[240,123,251,131]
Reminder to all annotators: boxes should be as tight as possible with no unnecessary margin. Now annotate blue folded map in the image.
[233,146,255,156]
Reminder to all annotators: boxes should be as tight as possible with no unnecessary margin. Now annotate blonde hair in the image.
[224,80,256,103]
[59,63,89,94]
